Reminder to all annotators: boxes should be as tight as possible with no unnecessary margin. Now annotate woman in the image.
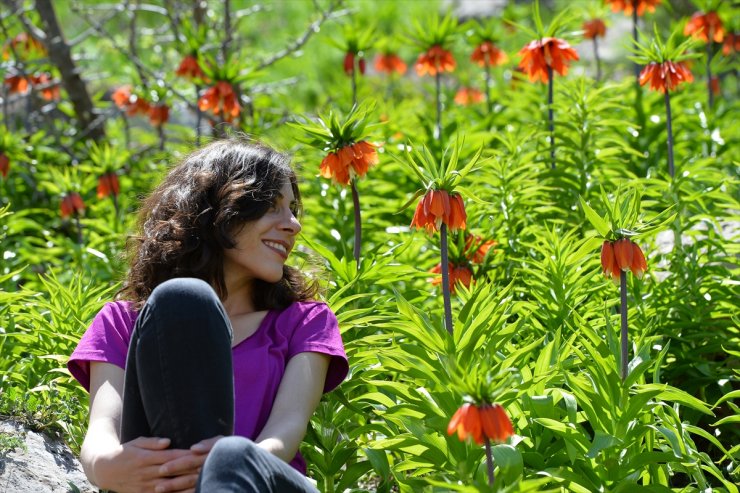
[68,137,348,492]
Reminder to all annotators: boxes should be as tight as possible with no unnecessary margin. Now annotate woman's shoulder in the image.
[89,300,139,336]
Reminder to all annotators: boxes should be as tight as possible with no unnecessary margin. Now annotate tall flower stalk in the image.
[581,190,674,382]
[516,3,579,168]
[395,140,481,333]
[605,0,661,88]
[467,18,509,111]
[411,13,458,142]
[631,26,697,178]
[582,17,607,81]
[291,104,378,264]
[684,7,725,108]
[334,23,373,108]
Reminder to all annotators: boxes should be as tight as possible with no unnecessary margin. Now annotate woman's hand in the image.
[92,437,198,493]
[151,436,224,493]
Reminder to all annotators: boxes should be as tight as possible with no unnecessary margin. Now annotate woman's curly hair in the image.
[119,137,318,310]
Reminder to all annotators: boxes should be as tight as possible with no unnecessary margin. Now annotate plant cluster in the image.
[1,0,738,491]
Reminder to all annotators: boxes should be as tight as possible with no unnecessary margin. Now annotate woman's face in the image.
[222,180,302,285]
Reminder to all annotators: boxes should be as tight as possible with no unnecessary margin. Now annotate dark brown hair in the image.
[119,136,318,310]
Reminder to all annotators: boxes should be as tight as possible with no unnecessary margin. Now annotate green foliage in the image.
[1,0,738,491]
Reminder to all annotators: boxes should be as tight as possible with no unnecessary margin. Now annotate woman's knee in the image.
[148,277,219,311]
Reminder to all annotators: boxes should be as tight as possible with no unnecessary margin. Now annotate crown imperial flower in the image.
[471,41,508,67]
[583,19,607,39]
[319,141,377,186]
[605,0,661,16]
[176,54,206,80]
[198,81,241,122]
[415,45,456,77]
[411,190,466,233]
[518,37,579,83]
[0,153,9,178]
[374,53,407,74]
[60,192,85,218]
[448,403,514,445]
[97,172,120,199]
[639,61,693,93]
[454,87,484,105]
[601,239,647,280]
[343,52,366,76]
[684,11,725,43]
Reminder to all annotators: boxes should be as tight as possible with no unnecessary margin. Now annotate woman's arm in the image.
[255,352,330,462]
[80,361,208,493]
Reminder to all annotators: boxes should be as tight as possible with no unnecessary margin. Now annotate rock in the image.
[0,419,95,493]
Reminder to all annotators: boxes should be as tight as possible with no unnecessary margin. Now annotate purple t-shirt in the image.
[68,300,348,474]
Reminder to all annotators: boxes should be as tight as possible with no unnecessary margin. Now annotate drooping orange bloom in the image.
[639,61,693,93]
[517,37,579,83]
[319,141,378,186]
[60,192,85,218]
[448,403,514,445]
[583,19,607,39]
[684,11,725,43]
[601,239,647,280]
[2,32,46,61]
[471,41,508,67]
[112,86,151,116]
[723,32,739,55]
[30,73,60,101]
[343,52,366,76]
[97,172,120,199]
[415,45,456,77]
[0,153,9,178]
[198,81,241,122]
[176,54,205,80]
[465,234,497,263]
[374,53,407,74]
[710,76,720,95]
[148,104,170,127]
[454,87,484,105]
[4,75,29,94]
[411,189,466,233]
[430,262,473,293]
[605,0,661,16]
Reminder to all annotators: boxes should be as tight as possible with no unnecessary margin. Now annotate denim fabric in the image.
[120,277,235,448]
[197,436,319,492]
[118,277,318,491]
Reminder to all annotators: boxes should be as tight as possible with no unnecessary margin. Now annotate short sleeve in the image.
[67,301,137,392]
[286,303,349,393]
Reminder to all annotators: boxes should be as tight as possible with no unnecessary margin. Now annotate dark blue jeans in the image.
[120,277,318,492]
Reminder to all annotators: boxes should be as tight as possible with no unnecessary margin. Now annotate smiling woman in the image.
[66,136,348,493]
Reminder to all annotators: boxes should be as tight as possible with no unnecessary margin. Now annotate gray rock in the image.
[0,419,95,493]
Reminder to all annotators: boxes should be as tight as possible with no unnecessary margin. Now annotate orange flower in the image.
[4,75,29,94]
[374,53,407,74]
[517,37,579,84]
[343,52,366,76]
[176,54,205,80]
[198,81,241,122]
[97,172,120,199]
[471,41,508,67]
[148,104,170,127]
[639,61,693,93]
[320,141,377,186]
[465,234,497,263]
[710,76,720,95]
[722,32,739,55]
[601,239,647,280]
[629,241,647,278]
[684,11,725,43]
[2,32,46,60]
[112,86,150,116]
[30,73,60,101]
[415,45,456,77]
[448,403,514,445]
[583,19,607,39]
[411,189,466,233]
[60,192,85,218]
[454,87,484,105]
[605,0,660,16]
[430,262,473,293]
[0,153,9,179]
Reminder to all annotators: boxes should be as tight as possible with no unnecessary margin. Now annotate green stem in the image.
[74,213,83,245]
[351,178,361,264]
[593,37,602,82]
[706,40,714,108]
[664,91,675,178]
[620,270,629,381]
[351,61,357,108]
[633,5,640,90]
[484,63,491,113]
[547,66,555,169]
[195,83,202,146]
[440,223,453,334]
[435,71,442,141]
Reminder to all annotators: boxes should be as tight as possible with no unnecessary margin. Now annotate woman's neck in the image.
[220,278,255,317]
